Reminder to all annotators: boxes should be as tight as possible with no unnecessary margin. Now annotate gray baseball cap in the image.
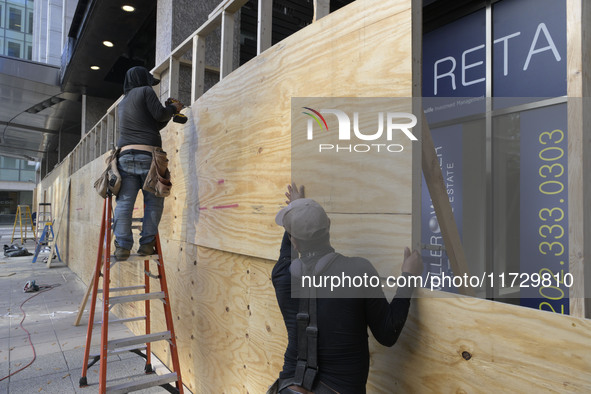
[275,198,330,241]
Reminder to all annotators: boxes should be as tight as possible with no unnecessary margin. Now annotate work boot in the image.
[114,241,130,261]
[137,240,157,256]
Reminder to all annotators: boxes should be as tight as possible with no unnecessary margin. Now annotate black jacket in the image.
[272,232,413,393]
[117,66,177,148]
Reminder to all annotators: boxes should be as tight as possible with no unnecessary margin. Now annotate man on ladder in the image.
[79,66,185,393]
[111,66,182,261]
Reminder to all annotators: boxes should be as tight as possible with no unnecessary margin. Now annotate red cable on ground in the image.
[0,284,60,382]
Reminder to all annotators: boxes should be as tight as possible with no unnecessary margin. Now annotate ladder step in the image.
[107,331,171,350]
[94,316,147,325]
[109,292,165,305]
[112,253,159,262]
[108,344,148,356]
[97,285,145,293]
[91,344,147,358]
[106,372,178,394]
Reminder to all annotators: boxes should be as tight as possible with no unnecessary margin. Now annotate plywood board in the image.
[290,97,415,215]
[367,289,591,392]
[245,257,288,393]
[105,241,286,394]
[156,0,414,262]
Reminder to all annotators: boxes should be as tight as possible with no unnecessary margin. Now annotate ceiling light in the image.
[122,5,135,12]
[102,40,114,47]
[90,65,100,70]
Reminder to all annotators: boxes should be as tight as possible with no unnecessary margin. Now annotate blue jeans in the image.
[113,151,164,250]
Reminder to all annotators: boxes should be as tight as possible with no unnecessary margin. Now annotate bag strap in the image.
[293,253,339,390]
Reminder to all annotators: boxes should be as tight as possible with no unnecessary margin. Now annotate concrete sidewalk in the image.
[0,228,180,393]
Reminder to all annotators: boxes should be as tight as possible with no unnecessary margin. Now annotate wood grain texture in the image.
[367,289,591,393]
[84,238,285,393]
[156,0,414,261]
[291,97,415,215]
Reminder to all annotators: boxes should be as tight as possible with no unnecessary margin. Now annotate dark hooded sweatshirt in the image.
[117,66,177,148]
[272,232,414,393]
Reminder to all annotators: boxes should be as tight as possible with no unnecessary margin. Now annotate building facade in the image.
[0,0,34,60]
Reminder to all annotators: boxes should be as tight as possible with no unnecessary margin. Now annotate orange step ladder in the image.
[79,194,184,393]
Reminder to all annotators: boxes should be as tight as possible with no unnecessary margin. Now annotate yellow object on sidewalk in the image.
[10,205,36,245]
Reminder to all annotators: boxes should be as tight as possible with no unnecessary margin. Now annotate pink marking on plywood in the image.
[212,204,239,210]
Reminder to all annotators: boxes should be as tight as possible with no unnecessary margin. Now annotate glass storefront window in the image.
[492,113,521,302]
[422,0,568,313]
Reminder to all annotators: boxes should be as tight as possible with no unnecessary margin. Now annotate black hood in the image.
[123,66,160,94]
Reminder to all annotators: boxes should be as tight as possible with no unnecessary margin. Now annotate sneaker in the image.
[114,246,130,261]
[137,240,157,256]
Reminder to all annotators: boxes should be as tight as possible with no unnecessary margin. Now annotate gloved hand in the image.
[165,98,188,124]
[165,97,184,113]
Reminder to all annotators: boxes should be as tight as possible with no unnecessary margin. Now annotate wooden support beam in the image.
[98,122,103,155]
[107,114,113,150]
[92,128,97,160]
[152,70,162,100]
[422,113,474,297]
[168,57,180,100]
[566,0,591,317]
[313,0,330,22]
[113,111,119,148]
[191,35,206,103]
[220,11,235,80]
[257,0,273,54]
[82,139,86,168]
[208,0,249,19]
[74,271,95,326]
